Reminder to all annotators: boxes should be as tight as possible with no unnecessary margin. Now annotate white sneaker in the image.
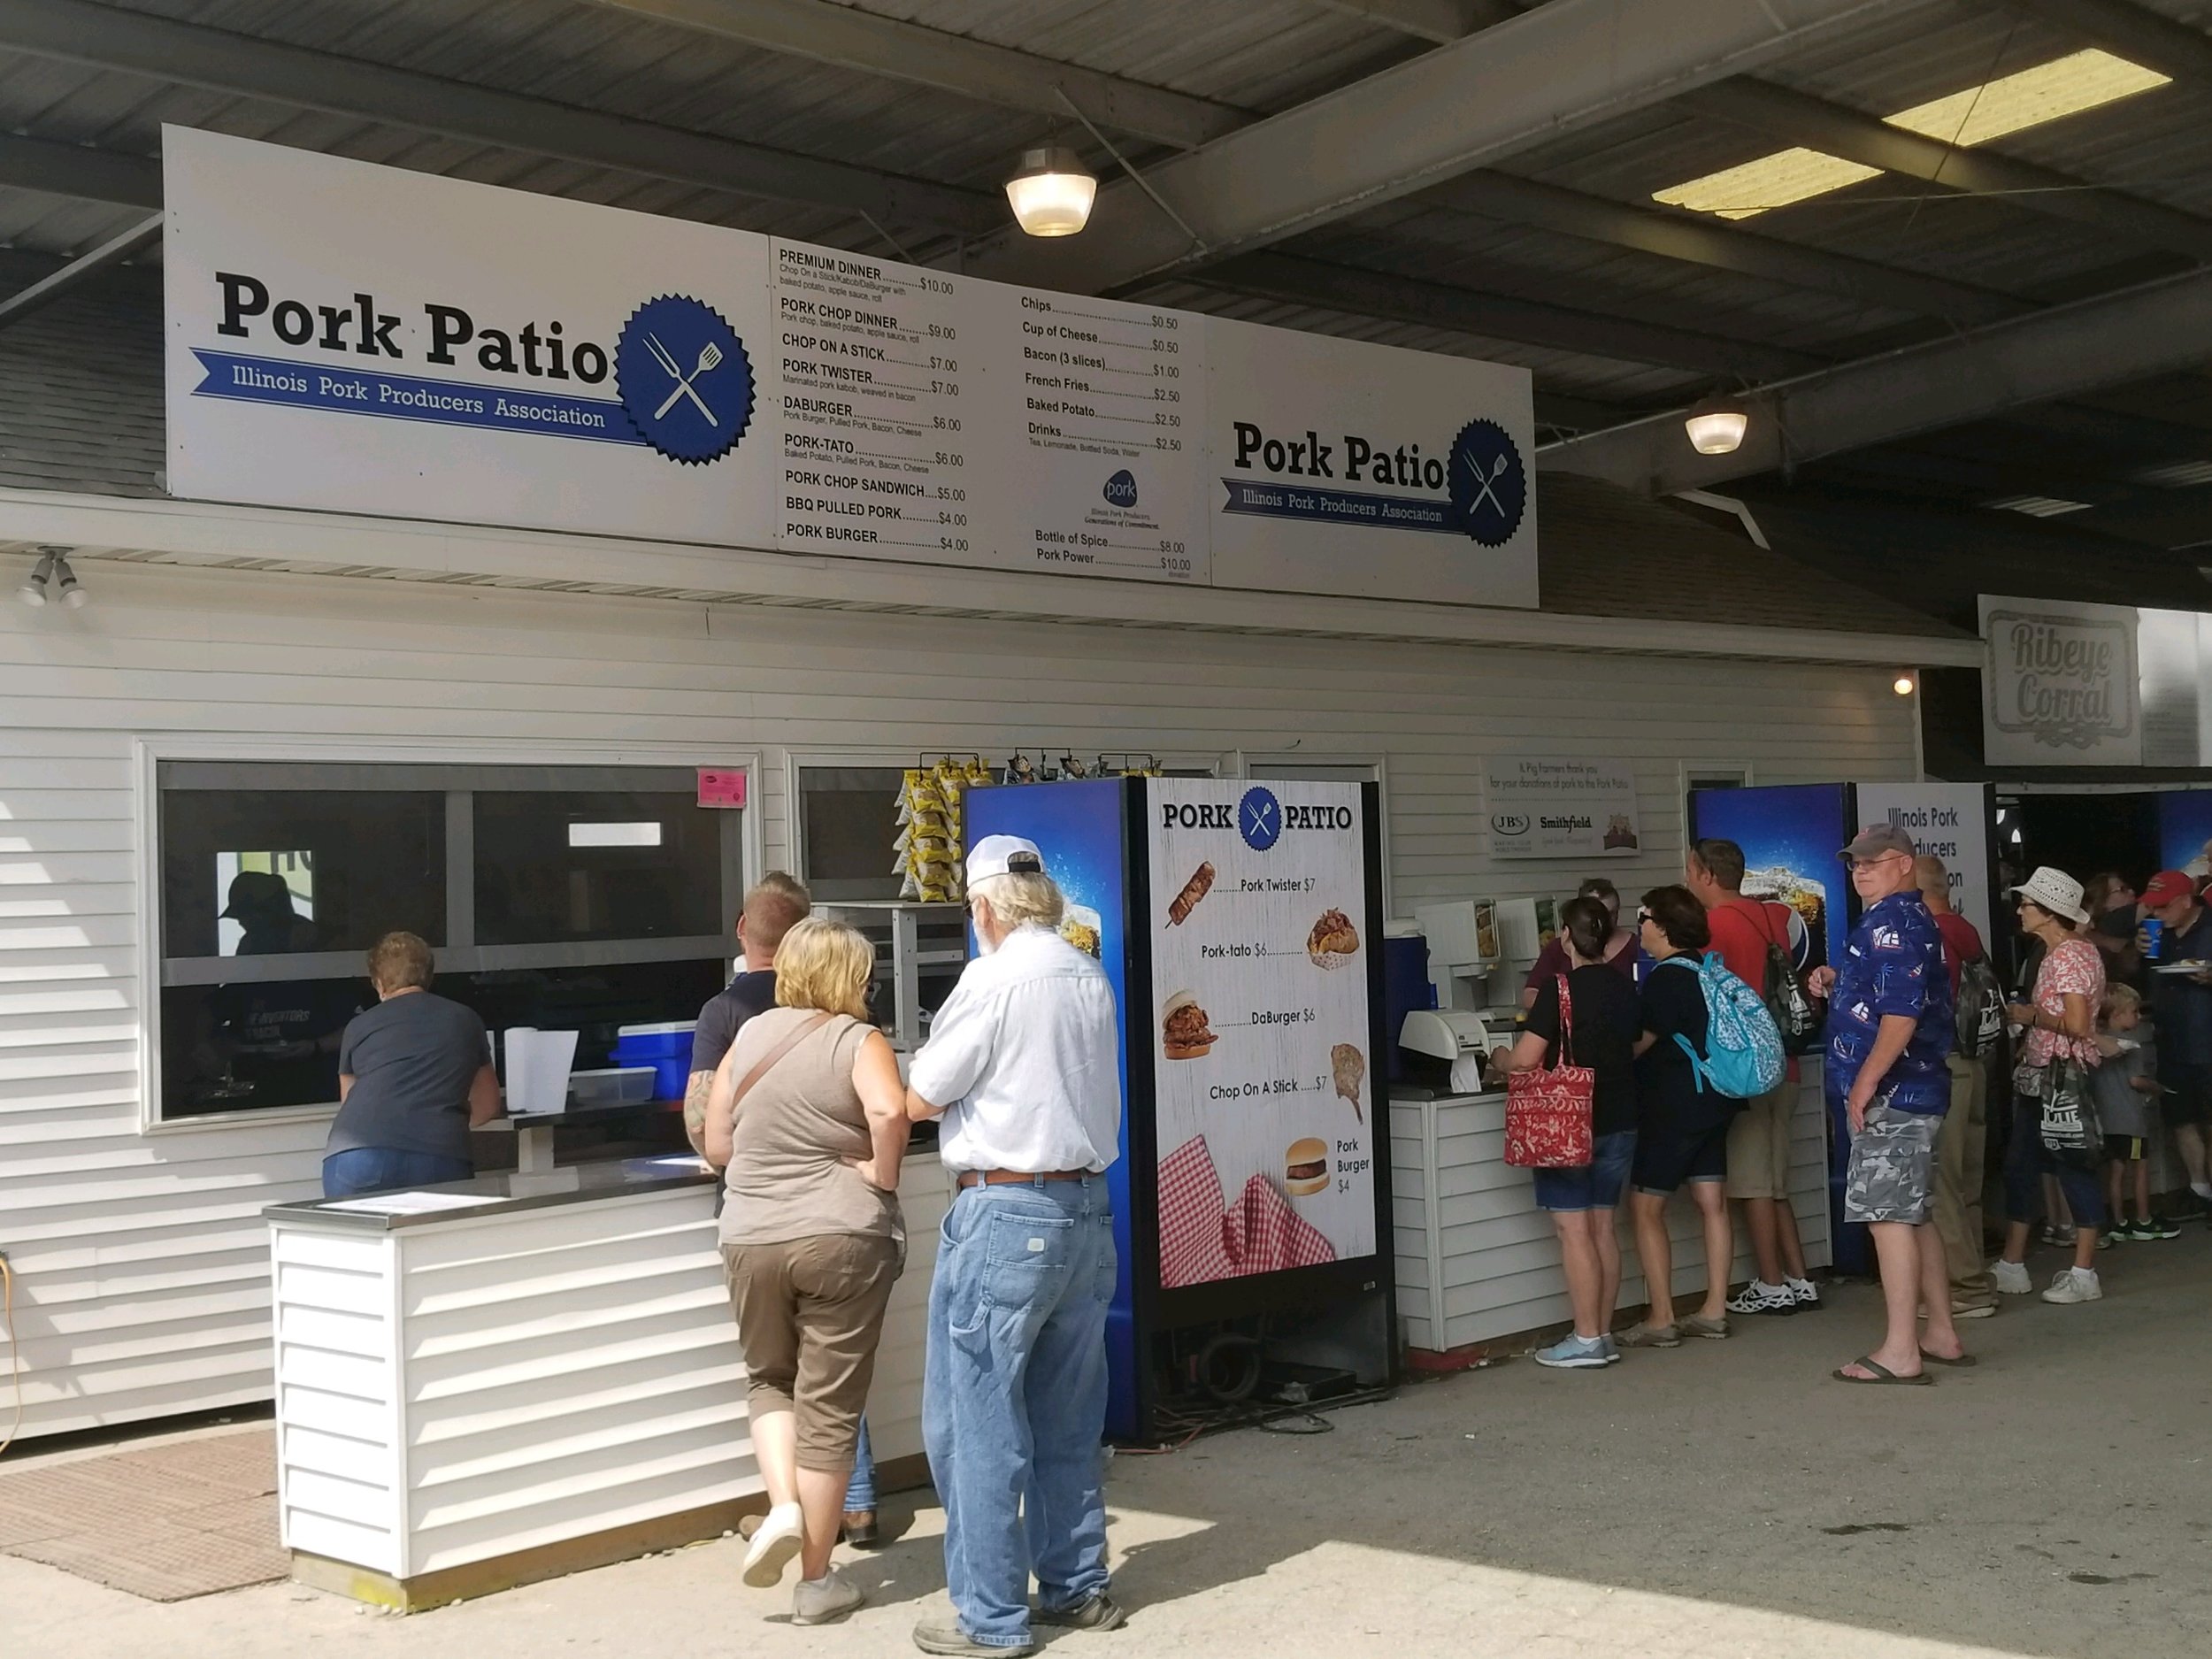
[792,1565,866,1625]
[1725,1280,1798,1316]
[1786,1276,1822,1310]
[2042,1267,2103,1305]
[1990,1258,2032,1295]
[742,1501,804,1587]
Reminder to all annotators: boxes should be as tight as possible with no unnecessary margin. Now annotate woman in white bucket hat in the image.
[1991,867,2108,1305]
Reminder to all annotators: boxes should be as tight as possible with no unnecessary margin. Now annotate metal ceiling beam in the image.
[0,0,994,233]
[583,0,1246,150]
[2001,0,2212,88]
[0,131,161,209]
[1310,1,1513,42]
[0,212,161,332]
[1429,171,2032,323]
[1540,265,2212,493]
[1683,78,2212,261]
[1194,250,1830,375]
[961,0,1908,292]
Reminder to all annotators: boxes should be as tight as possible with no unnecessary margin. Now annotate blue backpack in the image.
[1658,954,1786,1099]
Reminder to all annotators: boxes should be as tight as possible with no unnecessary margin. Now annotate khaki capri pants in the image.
[720,1233,900,1471]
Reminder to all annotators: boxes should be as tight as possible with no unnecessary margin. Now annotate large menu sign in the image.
[1146,780,1375,1287]
[164,127,1532,606]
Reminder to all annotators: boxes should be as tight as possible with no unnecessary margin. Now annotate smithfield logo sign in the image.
[1986,605,2137,751]
[189,275,755,465]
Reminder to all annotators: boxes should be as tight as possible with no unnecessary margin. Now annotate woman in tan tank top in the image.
[703,918,907,1624]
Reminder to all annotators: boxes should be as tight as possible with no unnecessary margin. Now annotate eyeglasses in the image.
[1635,907,1652,924]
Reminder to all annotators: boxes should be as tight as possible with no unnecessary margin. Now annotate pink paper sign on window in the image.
[696,768,748,809]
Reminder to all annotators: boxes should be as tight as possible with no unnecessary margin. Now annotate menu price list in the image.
[770,241,979,568]
[1000,289,1207,584]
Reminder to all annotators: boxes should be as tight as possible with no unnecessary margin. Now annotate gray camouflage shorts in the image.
[1843,1102,1939,1225]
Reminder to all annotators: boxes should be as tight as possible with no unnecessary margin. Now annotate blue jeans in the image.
[1531,1130,1636,1212]
[844,1417,874,1511]
[321,1147,472,1198]
[925,1177,1116,1648]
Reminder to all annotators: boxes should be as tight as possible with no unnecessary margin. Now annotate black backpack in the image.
[1748,902,1822,1056]
[1955,955,2005,1060]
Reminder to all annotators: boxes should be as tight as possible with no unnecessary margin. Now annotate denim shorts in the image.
[1532,1130,1637,1212]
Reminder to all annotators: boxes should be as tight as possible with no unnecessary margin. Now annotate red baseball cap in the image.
[2141,869,2196,908]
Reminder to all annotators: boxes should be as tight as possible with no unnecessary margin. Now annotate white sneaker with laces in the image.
[1726,1280,1797,1316]
[1785,1276,1822,1310]
[2042,1266,2103,1305]
[792,1565,866,1625]
[1990,1258,2032,1295]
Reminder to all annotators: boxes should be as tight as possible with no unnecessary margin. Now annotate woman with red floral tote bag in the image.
[1492,896,1643,1369]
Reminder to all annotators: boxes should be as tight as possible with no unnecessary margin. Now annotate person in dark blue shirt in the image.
[1809,824,1957,1385]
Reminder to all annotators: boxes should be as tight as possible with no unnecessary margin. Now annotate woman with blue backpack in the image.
[1617,886,1743,1347]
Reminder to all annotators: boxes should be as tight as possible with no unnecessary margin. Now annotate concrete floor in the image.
[12,1225,2212,1659]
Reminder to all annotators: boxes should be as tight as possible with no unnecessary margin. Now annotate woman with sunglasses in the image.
[1991,867,2108,1305]
[1616,886,1739,1347]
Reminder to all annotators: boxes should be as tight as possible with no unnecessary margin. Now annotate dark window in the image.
[799,765,905,901]
[161,789,444,958]
[474,790,720,944]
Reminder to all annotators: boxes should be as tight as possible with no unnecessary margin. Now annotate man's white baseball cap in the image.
[967,834,1045,886]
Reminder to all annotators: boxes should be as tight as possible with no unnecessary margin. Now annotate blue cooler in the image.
[613,1020,696,1101]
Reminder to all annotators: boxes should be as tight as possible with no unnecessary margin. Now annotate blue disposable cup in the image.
[2143,918,2164,960]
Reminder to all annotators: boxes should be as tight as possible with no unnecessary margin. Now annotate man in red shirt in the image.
[1916,855,1995,1317]
[1686,839,1820,1314]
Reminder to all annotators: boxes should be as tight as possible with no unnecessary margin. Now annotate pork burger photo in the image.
[1284,1136,1330,1197]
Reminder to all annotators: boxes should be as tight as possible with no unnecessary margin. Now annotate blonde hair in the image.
[366,930,435,991]
[2101,982,2142,1020]
[972,870,1064,930]
[772,917,873,1022]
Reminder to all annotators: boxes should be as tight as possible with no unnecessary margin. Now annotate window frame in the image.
[134,736,761,1134]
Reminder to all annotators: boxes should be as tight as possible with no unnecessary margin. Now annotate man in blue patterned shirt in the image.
[1808,823,1960,1385]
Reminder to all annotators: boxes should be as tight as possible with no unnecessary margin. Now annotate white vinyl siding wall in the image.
[0,563,1916,1437]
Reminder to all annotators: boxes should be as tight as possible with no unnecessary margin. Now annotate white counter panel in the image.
[270,1153,952,1585]
[1394,1072,1833,1353]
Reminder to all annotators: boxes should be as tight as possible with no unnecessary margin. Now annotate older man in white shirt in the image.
[905,834,1124,1658]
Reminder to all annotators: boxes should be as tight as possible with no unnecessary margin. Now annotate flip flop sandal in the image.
[1832,1356,1933,1386]
[1919,1350,1978,1367]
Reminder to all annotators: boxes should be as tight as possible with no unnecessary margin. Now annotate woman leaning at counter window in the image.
[323,932,503,1198]
[703,917,909,1627]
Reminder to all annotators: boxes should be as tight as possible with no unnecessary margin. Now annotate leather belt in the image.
[956,1167,1093,1189]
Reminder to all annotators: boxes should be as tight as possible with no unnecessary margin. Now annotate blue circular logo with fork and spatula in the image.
[614,295,754,465]
[1447,418,1526,548]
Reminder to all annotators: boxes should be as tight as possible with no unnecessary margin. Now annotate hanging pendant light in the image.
[1004,146,1098,238]
[1684,395,1750,456]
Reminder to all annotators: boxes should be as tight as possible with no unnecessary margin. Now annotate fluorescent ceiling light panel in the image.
[2135,459,2212,488]
[1653,149,1881,219]
[1886,50,2170,148]
[1984,495,2093,518]
[568,821,663,847]
[1655,50,2169,219]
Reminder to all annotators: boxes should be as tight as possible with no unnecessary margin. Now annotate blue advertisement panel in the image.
[963,780,1145,1438]
[1688,783,1855,975]
[2156,790,2212,874]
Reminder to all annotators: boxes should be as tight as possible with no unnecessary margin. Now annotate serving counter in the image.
[264,1148,949,1609]
[1390,1072,1832,1356]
